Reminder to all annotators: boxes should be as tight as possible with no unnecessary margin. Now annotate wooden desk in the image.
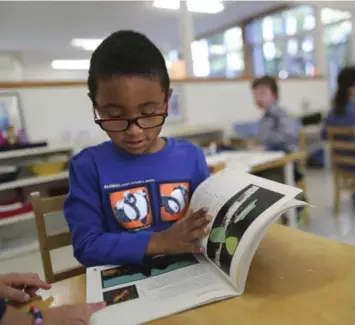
[29,225,355,325]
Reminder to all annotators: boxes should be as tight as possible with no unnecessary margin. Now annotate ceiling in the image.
[0,1,285,66]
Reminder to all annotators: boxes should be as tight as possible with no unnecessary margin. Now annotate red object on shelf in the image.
[0,197,21,206]
[0,202,33,219]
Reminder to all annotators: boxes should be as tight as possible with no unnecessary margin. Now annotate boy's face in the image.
[252,85,277,110]
[93,75,171,155]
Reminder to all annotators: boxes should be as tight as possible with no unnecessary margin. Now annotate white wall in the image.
[0,78,330,147]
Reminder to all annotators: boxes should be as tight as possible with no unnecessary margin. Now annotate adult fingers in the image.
[25,286,41,297]
[9,273,51,290]
[2,286,31,302]
[83,302,107,317]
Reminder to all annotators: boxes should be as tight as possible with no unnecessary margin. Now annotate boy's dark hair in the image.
[251,75,279,99]
[333,65,355,115]
[88,30,170,101]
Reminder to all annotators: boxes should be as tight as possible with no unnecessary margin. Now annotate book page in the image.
[87,254,236,325]
[189,168,302,286]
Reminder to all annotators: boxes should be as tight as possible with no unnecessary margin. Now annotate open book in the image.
[87,168,308,325]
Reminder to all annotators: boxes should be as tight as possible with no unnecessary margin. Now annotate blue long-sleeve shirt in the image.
[321,102,355,139]
[321,102,355,168]
[64,138,210,267]
[0,299,6,321]
[259,104,301,153]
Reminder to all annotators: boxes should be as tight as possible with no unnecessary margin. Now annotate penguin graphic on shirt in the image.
[161,184,189,216]
[113,189,150,225]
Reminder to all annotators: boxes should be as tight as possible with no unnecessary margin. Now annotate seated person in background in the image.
[322,66,355,140]
[251,76,308,225]
[64,30,211,267]
[251,75,301,153]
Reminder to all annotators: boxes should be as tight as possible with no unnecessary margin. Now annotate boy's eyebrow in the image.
[99,100,162,109]
[138,101,161,107]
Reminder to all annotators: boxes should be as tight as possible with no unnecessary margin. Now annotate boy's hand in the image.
[147,208,212,255]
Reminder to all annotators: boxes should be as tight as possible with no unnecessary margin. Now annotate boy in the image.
[251,76,308,224]
[251,76,301,153]
[64,30,211,267]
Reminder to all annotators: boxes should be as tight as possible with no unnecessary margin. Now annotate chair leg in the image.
[333,176,340,217]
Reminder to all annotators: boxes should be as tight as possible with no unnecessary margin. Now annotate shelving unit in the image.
[0,145,73,261]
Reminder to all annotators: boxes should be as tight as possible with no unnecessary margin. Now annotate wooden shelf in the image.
[0,171,69,191]
[0,211,34,227]
[0,145,73,161]
[0,237,39,261]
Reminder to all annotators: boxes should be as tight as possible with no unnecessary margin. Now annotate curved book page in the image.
[190,168,304,288]
[232,199,310,295]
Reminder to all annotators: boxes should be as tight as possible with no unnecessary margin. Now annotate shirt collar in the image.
[264,103,280,117]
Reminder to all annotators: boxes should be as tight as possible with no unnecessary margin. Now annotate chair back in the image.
[327,126,355,172]
[30,191,85,283]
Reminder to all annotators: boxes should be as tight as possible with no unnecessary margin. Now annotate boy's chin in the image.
[117,140,157,155]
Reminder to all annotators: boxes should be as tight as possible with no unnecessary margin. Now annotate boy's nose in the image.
[125,122,144,136]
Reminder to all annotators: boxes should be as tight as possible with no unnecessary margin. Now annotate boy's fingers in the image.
[190,214,212,231]
[189,227,210,241]
[185,243,204,254]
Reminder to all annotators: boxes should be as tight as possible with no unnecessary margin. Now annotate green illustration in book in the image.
[209,199,258,256]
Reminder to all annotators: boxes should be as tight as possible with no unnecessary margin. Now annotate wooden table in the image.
[29,225,355,325]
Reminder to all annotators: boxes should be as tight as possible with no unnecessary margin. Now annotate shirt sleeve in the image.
[263,114,301,152]
[0,299,7,321]
[64,153,153,266]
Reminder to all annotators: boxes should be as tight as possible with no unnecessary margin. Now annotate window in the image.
[246,5,315,77]
[192,39,210,77]
[286,36,315,76]
[284,5,315,36]
[321,7,351,25]
[196,26,244,77]
[322,7,353,92]
[324,20,352,45]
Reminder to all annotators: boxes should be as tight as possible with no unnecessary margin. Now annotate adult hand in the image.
[0,273,51,303]
[147,208,212,255]
[1,302,106,325]
[42,302,106,325]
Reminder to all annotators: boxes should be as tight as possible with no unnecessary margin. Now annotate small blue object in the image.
[28,306,43,325]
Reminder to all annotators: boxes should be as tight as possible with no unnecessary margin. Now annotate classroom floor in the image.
[300,168,355,246]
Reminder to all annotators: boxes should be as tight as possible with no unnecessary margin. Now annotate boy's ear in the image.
[87,92,94,104]
[167,88,173,101]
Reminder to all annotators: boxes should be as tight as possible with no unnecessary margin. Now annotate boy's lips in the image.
[124,139,146,149]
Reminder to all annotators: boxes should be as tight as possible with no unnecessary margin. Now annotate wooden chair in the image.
[30,192,85,283]
[296,128,307,191]
[326,127,355,215]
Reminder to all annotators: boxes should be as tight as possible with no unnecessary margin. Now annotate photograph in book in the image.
[206,184,284,276]
[101,254,199,289]
[103,284,139,306]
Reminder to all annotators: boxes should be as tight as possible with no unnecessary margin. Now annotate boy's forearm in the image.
[1,306,32,325]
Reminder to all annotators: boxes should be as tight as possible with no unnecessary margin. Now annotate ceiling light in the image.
[71,38,103,51]
[51,60,90,70]
[153,0,224,14]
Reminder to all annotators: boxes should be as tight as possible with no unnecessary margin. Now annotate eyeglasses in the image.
[95,113,168,132]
